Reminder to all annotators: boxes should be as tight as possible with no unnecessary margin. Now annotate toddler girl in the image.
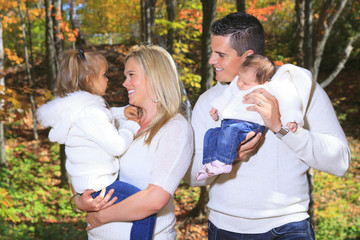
[36,49,155,240]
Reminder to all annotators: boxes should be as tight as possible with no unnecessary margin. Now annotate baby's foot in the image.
[196,160,232,181]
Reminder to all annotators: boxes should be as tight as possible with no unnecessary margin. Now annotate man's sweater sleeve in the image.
[281,83,350,176]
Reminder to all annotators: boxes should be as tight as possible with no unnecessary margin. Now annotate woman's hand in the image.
[86,211,103,231]
[243,88,282,132]
[74,188,118,212]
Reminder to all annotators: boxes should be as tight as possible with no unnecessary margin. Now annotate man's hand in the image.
[124,106,139,123]
[234,131,262,162]
[243,88,282,132]
[75,188,117,212]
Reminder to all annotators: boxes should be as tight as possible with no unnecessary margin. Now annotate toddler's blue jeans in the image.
[203,119,266,165]
[91,180,156,240]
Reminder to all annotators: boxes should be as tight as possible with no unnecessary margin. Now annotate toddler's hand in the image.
[209,107,219,121]
[124,106,139,123]
[287,122,298,132]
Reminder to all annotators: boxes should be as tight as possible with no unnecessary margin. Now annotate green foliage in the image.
[313,138,360,240]
[0,188,20,223]
[0,141,87,238]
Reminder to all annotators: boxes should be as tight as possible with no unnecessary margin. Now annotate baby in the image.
[197,54,307,180]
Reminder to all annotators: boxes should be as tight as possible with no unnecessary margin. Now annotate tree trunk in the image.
[236,0,246,13]
[52,0,63,66]
[17,0,38,141]
[304,0,313,71]
[200,0,216,93]
[166,0,176,53]
[193,0,217,217]
[141,0,156,43]
[45,0,58,94]
[320,32,360,88]
[45,0,69,187]
[297,0,356,87]
[70,0,86,48]
[295,0,305,67]
[312,0,347,82]
[0,20,6,167]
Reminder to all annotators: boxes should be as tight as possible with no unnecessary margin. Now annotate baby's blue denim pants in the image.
[91,180,156,240]
[203,119,266,165]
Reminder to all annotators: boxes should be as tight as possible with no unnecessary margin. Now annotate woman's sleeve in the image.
[150,116,194,195]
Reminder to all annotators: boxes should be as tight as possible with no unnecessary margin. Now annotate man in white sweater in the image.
[185,12,351,239]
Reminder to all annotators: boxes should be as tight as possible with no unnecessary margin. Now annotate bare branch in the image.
[313,0,348,81]
[320,33,360,88]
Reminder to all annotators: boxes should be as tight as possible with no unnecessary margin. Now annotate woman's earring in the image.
[152,98,160,103]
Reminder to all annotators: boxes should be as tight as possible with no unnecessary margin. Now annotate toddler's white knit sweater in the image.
[36,91,140,193]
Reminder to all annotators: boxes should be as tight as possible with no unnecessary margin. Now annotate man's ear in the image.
[242,50,254,57]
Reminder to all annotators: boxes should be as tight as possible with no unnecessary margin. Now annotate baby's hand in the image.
[124,106,139,123]
[209,107,219,121]
[287,122,298,132]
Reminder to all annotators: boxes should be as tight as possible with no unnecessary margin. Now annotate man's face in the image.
[209,35,247,83]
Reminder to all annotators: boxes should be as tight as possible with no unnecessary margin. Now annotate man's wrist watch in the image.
[274,127,289,139]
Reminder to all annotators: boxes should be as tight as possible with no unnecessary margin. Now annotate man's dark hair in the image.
[211,12,265,56]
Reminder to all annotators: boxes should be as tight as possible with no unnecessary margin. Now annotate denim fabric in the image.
[203,120,266,164]
[91,180,156,240]
[208,219,316,240]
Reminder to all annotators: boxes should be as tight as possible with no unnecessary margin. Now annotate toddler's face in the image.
[90,61,108,96]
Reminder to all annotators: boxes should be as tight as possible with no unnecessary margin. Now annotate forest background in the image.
[0,0,359,239]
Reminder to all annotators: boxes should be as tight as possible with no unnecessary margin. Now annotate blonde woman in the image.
[74,45,194,239]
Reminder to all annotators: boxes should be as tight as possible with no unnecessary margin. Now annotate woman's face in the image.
[123,57,152,108]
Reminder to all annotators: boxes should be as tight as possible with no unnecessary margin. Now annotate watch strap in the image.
[274,127,289,139]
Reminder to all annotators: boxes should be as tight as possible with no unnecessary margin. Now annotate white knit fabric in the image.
[212,64,312,128]
[36,91,140,193]
[99,111,193,240]
[185,64,350,233]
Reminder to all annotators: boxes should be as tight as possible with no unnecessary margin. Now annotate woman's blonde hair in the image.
[57,49,108,97]
[125,44,182,144]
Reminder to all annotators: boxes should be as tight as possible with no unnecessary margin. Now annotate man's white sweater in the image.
[186,64,350,233]
[36,91,140,193]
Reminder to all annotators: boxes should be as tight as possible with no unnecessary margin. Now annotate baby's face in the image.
[236,68,260,90]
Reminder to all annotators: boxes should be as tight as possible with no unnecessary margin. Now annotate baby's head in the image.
[239,54,276,86]
[57,49,108,97]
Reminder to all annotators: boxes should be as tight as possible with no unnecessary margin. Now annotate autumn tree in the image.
[141,0,157,43]
[236,0,245,13]
[17,0,39,140]
[69,0,86,47]
[200,0,216,93]
[78,0,139,45]
[45,0,57,93]
[52,0,63,64]
[166,0,176,53]
[295,0,360,88]
[0,19,5,166]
